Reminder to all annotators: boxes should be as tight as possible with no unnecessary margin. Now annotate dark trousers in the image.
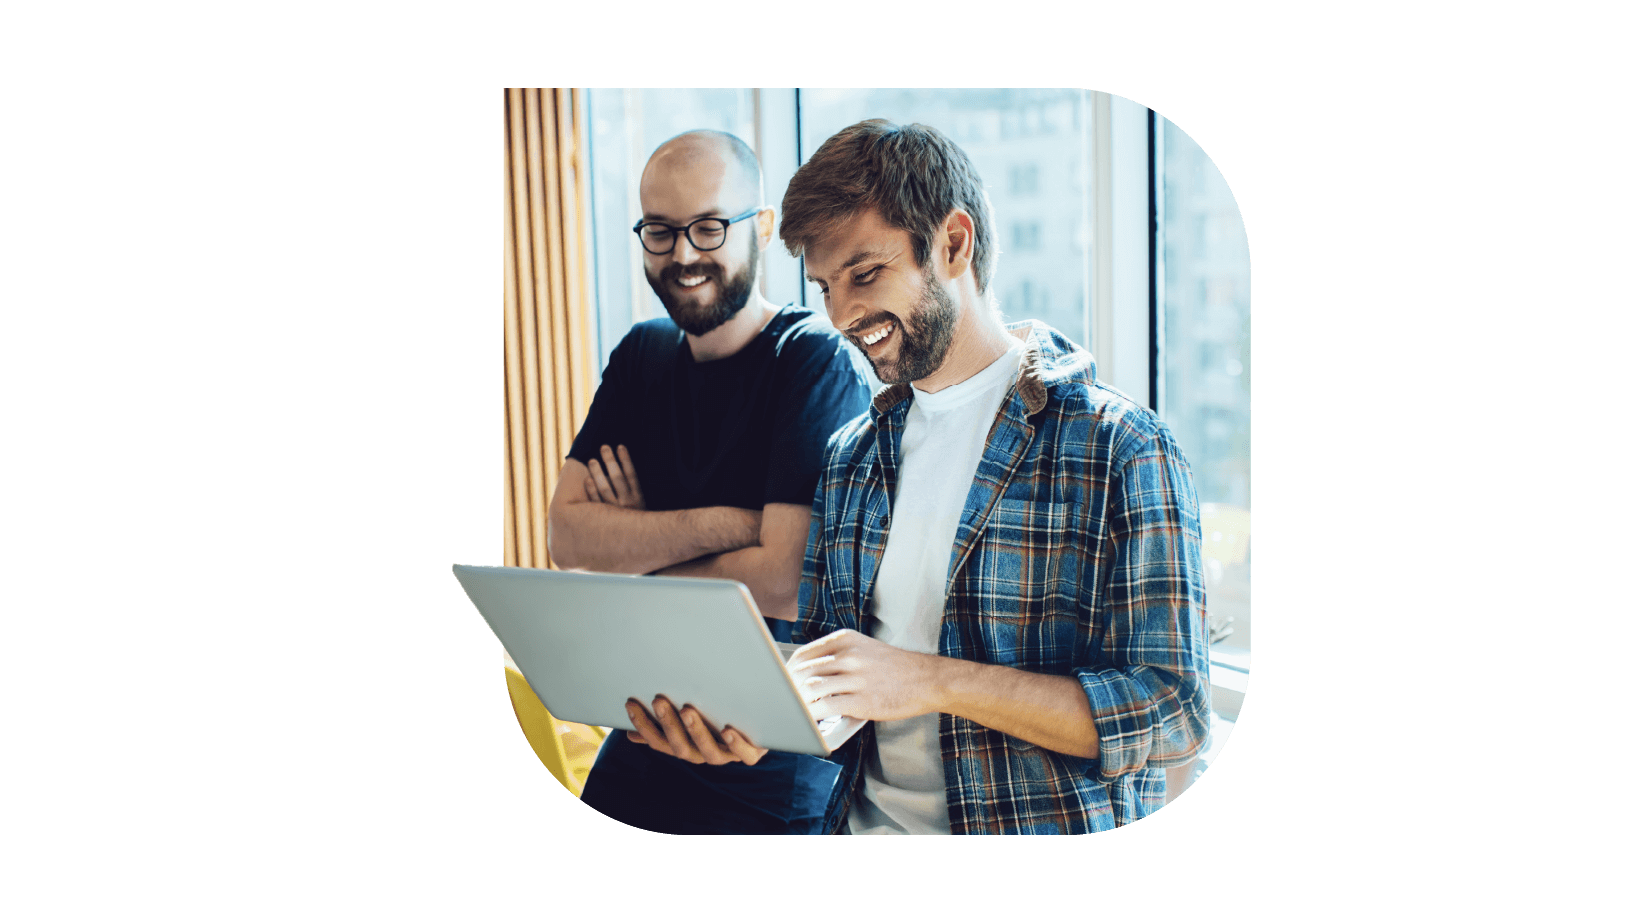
[579,733,842,835]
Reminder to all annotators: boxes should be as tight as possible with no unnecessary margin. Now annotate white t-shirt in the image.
[847,339,1025,835]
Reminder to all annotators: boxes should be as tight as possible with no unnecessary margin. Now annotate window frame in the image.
[578,87,1248,728]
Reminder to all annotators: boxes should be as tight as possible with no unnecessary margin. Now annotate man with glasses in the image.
[546,129,871,834]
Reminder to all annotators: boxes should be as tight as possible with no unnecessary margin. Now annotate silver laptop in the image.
[452,565,863,756]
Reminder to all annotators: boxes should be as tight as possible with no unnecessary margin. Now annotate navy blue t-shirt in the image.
[568,305,871,835]
[568,305,870,525]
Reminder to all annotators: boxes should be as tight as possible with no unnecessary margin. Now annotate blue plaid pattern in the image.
[795,322,1212,834]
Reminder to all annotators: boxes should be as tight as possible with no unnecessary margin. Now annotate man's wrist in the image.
[677,505,762,559]
[920,656,1102,759]
[918,651,969,718]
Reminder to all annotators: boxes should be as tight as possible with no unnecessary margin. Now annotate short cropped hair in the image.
[779,119,995,293]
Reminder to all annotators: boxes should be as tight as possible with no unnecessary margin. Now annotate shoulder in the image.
[763,307,872,397]
[807,409,876,521]
[1020,321,1180,469]
[598,317,684,381]
[767,306,855,364]
[818,407,878,479]
[613,317,684,359]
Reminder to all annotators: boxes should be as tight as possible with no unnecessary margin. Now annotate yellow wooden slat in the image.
[501,96,533,568]
[559,88,594,430]
[540,91,574,484]
[528,90,560,563]
[508,90,547,573]
[503,397,518,567]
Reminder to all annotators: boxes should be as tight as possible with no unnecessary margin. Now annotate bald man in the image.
[546,130,872,834]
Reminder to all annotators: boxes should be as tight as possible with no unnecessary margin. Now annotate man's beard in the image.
[848,267,959,385]
[646,234,758,337]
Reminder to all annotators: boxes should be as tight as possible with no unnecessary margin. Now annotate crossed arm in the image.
[545,445,810,621]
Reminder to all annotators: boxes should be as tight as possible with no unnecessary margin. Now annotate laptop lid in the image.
[452,565,833,756]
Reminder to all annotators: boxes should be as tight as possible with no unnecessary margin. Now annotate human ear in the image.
[756,207,776,252]
[941,208,975,281]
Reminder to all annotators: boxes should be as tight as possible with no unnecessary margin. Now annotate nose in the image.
[824,293,863,336]
[671,232,702,265]
[824,297,846,328]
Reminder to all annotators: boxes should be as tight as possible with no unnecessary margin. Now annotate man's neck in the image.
[912,298,1015,394]
[684,294,778,363]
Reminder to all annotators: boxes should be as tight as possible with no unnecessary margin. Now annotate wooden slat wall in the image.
[503,88,597,568]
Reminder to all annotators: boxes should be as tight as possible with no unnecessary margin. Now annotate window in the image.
[1012,221,1042,251]
[797,89,1094,350]
[1157,117,1252,664]
[581,90,1252,727]
[1010,163,1039,196]
[584,89,756,368]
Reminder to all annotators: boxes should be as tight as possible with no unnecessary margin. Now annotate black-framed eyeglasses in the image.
[631,208,759,255]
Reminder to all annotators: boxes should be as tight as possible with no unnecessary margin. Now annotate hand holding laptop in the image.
[454,565,866,758]
[621,642,863,766]
[623,695,769,766]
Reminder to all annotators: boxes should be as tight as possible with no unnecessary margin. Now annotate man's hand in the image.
[584,444,645,510]
[787,629,941,723]
[624,695,768,766]
[547,458,760,575]
[791,630,1105,760]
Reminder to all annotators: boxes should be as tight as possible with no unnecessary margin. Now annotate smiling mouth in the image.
[855,319,897,348]
[674,274,711,290]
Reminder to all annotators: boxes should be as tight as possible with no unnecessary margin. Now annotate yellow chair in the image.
[502,652,608,797]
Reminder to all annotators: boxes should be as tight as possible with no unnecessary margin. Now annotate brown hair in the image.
[779,119,996,293]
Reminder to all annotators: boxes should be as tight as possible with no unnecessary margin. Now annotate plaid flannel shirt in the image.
[794,321,1211,834]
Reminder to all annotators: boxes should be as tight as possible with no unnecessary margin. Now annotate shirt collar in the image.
[871,322,1048,419]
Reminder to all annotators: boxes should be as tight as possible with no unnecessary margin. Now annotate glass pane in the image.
[797,89,1094,351]
[1158,118,1252,655]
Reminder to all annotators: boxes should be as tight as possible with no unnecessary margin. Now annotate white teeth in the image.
[861,323,893,346]
[677,275,707,287]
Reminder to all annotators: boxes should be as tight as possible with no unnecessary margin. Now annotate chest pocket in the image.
[965,498,1088,647]
[986,498,1074,551]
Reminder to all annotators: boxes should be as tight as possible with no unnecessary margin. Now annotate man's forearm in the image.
[547,503,761,575]
[926,656,1102,759]
[793,629,1106,760]
[655,544,800,621]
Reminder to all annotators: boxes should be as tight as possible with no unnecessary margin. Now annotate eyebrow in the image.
[805,247,894,284]
[641,207,727,223]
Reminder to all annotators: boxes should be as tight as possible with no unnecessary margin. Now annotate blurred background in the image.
[506,88,1251,796]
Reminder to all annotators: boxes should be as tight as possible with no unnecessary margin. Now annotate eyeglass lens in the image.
[639,218,730,254]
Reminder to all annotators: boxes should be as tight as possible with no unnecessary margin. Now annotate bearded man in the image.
[545,129,871,834]
[620,119,1211,834]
